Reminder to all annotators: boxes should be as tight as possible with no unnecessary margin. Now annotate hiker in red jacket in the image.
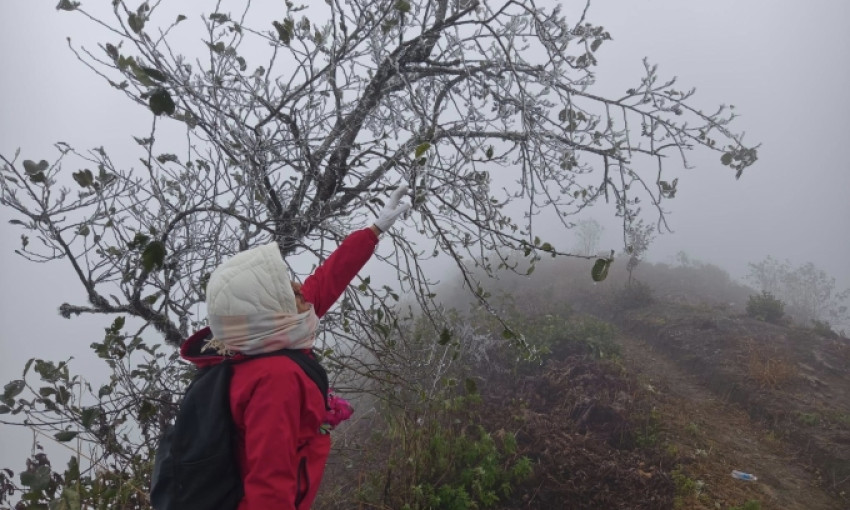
[180,185,410,509]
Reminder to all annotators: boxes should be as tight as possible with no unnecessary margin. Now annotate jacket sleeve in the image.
[237,366,303,510]
[301,228,379,318]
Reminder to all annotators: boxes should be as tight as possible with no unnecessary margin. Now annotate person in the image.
[178,185,411,510]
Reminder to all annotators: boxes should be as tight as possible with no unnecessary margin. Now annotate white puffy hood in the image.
[206,242,297,317]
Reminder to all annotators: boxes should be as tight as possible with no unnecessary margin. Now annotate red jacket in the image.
[181,228,379,509]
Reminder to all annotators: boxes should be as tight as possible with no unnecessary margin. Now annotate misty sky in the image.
[1,0,848,469]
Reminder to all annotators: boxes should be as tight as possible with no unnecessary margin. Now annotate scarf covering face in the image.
[205,241,315,354]
[208,307,319,355]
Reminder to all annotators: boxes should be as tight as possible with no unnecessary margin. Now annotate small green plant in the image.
[671,468,697,509]
[746,291,784,323]
[401,425,532,510]
[796,412,819,426]
[635,408,662,448]
[729,500,761,510]
[361,388,533,510]
[684,422,699,436]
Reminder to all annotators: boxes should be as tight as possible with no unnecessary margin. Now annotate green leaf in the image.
[130,64,156,87]
[395,0,411,13]
[3,380,25,400]
[72,169,94,188]
[23,359,35,378]
[381,19,398,34]
[54,430,78,442]
[141,240,166,272]
[128,12,145,33]
[591,258,612,282]
[128,232,150,250]
[81,407,98,429]
[23,160,49,175]
[591,38,602,52]
[104,43,119,61]
[77,224,90,237]
[209,12,230,23]
[149,88,176,116]
[140,66,167,82]
[20,465,51,491]
[206,41,226,54]
[501,329,516,340]
[156,153,179,164]
[414,142,431,159]
[273,19,294,45]
[53,487,81,510]
[464,378,478,394]
[56,0,80,11]
[485,146,494,158]
[720,152,733,166]
[176,14,186,23]
[438,328,452,346]
[0,405,10,414]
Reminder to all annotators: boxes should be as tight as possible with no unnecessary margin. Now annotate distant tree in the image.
[746,256,787,297]
[574,219,604,256]
[624,219,655,285]
[747,257,849,329]
[0,1,757,507]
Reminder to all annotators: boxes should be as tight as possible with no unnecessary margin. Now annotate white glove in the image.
[373,184,411,232]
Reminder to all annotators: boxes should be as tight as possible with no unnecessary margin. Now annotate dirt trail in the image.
[617,334,843,510]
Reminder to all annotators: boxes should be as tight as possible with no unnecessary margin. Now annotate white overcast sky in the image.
[1,0,849,468]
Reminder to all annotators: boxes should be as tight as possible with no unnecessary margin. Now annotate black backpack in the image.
[150,349,329,510]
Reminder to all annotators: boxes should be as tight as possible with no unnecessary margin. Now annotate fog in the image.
[1,0,848,472]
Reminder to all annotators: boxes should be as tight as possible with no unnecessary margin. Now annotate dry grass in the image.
[745,341,797,389]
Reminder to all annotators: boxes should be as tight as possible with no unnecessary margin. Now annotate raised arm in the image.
[300,185,410,317]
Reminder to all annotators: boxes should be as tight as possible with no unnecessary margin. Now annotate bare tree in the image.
[0,0,757,506]
[574,218,604,256]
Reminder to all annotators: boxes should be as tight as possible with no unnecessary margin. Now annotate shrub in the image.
[613,280,655,310]
[746,343,797,389]
[810,319,838,338]
[746,291,784,323]
[510,313,620,360]
[404,425,532,510]
[353,391,532,510]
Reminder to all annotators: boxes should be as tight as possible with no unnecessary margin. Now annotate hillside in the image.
[616,303,849,509]
[316,259,849,510]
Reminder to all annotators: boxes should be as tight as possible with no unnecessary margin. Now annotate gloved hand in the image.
[373,184,411,232]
